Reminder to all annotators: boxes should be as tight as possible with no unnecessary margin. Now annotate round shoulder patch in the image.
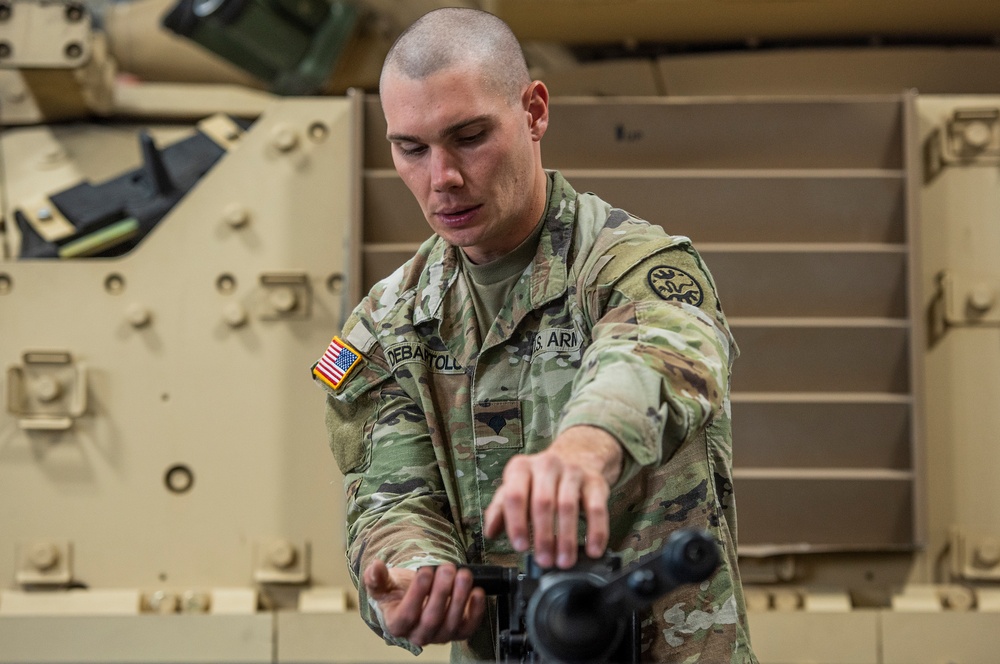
[647,265,704,305]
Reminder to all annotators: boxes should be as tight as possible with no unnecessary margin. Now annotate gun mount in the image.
[467,529,720,664]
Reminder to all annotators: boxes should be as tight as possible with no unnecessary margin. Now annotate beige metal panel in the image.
[538,59,664,97]
[732,401,911,469]
[660,48,1000,98]
[736,477,914,550]
[541,98,905,170]
[486,0,1000,43]
[276,611,450,663]
[746,609,879,664]
[0,614,273,663]
[111,82,276,121]
[363,96,906,170]
[0,99,354,593]
[882,611,1000,664]
[563,172,907,244]
[730,324,911,393]
[916,95,1000,585]
[704,249,908,318]
[365,171,907,244]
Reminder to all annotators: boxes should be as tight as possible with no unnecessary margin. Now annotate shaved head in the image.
[380,8,530,105]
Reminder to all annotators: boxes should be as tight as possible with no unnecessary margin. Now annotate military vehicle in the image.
[2,1,1000,662]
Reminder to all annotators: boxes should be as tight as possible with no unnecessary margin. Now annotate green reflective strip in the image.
[58,218,140,258]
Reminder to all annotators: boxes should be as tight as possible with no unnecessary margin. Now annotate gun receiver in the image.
[465,529,720,664]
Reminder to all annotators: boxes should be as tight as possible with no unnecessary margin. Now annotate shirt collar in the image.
[413,170,578,324]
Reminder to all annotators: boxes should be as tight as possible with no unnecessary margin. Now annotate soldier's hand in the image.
[363,559,486,647]
[483,425,623,569]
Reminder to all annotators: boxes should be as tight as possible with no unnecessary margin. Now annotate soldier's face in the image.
[381,65,549,264]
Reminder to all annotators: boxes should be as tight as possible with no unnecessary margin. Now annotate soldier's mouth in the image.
[436,205,482,227]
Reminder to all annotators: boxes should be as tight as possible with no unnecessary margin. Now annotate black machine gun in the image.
[466,529,720,664]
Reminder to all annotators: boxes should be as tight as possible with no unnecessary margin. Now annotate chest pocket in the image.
[473,399,524,485]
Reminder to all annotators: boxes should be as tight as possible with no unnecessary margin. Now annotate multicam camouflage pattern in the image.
[314,171,757,663]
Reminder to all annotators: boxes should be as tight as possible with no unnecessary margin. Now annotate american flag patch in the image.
[313,336,362,390]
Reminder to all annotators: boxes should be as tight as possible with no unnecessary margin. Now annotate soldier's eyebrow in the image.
[387,115,495,143]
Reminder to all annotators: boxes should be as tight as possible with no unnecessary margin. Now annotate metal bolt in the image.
[33,376,62,403]
[64,42,82,60]
[0,4,11,22]
[268,287,298,313]
[968,284,995,312]
[37,208,53,222]
[148,590,179,614]
[940,585,975,611]
[223,303,248,328]
[267,540,298,569]
[224,204,249,229]
[975,538,1000,569]
[270,126,299,152]
[126,303,152,328]
[180,590,211,613]
[28,542,60,571]
[962,121,993,150]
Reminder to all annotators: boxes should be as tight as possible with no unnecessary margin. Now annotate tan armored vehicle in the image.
[3,1,1000,661]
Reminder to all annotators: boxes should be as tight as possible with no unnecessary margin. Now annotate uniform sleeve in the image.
[319,316,465,652]
[560,240,737,485]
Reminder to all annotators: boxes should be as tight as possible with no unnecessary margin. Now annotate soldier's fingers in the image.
[363,559,391,598]
[409,565,455,646]
[530,456,560,568]
[454,587,487,642]
[437,567,475,641]
[483,487,506,539]
[383,566,433,638]
[581,475,611,558]
[555,467,583,568]
[501,456,532,552]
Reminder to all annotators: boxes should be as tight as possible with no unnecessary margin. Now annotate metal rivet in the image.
[149,590,179,614]
[271,126,298,152]
[126,303,152,328]
[28,542,60,571]
[975,538,1000,568]
[968,284,995,312]
[268,287,297,313]
[223,303,248,328]
[33,376,62,403]
[64,42,82,60]
[180,590,211,614]
[962,121,993,150]
[267,540,297,569]
[224,204,249,229]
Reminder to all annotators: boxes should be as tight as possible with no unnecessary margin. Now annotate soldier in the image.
[312,7,757,663]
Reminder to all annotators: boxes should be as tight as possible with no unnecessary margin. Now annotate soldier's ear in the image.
[524,81,549,141]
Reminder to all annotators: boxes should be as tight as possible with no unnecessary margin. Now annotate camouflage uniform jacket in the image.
[315,171,756,663]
